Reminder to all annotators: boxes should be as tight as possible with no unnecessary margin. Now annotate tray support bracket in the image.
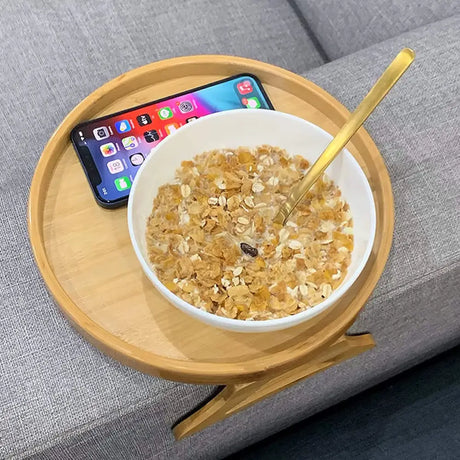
[173,332,375,440]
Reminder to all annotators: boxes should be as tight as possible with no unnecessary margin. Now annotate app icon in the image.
[136,113,152,126]
[178,101,193,113]
[144,130,160,143]
[100,142,117,157]
[122,136,138,150]
[237,80,253,95]
[242,96,261,109]
[157,107,173,120]
[114,176,131,191]
[186,116,199,123]
[115,119,131,133]
[93,126,110,140]
[165,123,179,135]
[107,159,124,174]
[130,153,144,166]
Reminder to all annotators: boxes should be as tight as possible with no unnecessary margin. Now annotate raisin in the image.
[240,242,258,257]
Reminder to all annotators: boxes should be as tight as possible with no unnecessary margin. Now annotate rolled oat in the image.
[146,145,353,321]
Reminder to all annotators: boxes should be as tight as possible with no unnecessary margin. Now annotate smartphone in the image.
[71,74,274,208]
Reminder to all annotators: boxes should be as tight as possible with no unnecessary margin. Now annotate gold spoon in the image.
[274,47,415,225]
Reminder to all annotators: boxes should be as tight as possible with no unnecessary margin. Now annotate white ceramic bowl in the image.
[128,109,376,332]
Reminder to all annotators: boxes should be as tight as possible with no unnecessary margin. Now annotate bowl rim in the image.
[128,109,376,331]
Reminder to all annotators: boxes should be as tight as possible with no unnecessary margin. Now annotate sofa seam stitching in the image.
[286,0,331,63]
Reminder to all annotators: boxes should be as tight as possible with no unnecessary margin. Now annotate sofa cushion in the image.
[293,0,460,59]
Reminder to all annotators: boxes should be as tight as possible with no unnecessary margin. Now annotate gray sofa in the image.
[1,1,459,458]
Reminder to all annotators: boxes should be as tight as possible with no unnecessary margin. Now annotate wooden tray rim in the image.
[28,55,394,383]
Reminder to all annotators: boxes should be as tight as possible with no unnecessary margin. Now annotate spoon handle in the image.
[274,47,415,225]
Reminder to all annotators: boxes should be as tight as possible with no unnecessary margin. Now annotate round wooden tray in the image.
[28,55,394,385]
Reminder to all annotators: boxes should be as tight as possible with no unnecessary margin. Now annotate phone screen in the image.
[71,74,273,207]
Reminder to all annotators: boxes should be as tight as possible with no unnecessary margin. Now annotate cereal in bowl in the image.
[146,145,353,321]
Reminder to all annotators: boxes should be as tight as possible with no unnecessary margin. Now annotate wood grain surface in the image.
[28,55,394,384]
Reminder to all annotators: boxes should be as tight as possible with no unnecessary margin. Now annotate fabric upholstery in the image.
[1,0,459,458]
[293,0,460,59]
[304,17,460,301]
